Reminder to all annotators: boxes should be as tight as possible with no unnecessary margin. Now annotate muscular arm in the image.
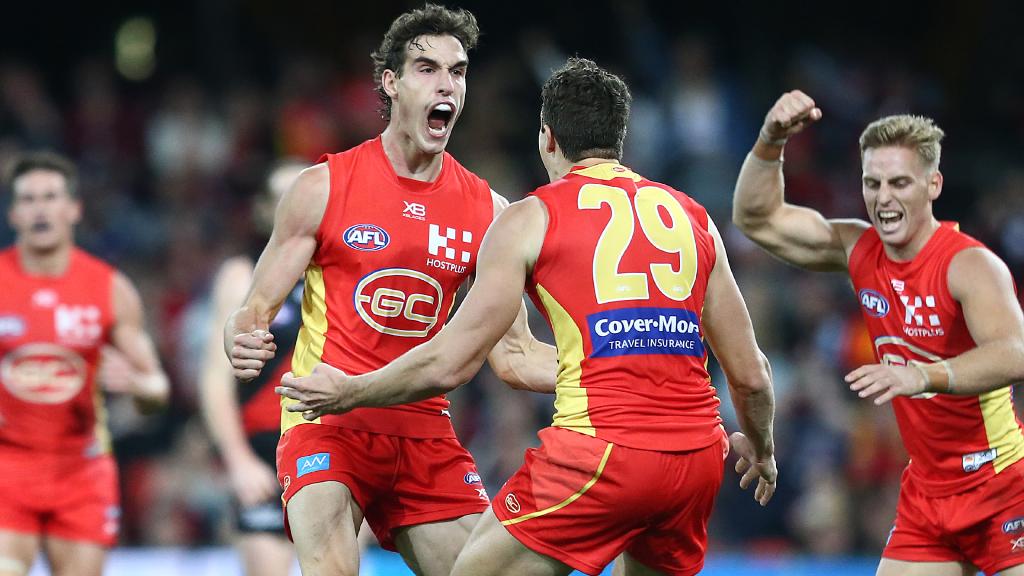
[702,219,774,459]
[484,190,557,393]
[279,198,547,416]
[108,272,170,407]
[732,90,867,271]
[224,164,326,380]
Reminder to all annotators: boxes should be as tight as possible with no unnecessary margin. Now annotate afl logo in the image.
[1,343,87,404]
[343,224,390,252]
[354,268,443,338]
[859,289,890,318]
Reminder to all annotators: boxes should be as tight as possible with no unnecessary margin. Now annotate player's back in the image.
[0,247,115,455]
[528,163,721,452]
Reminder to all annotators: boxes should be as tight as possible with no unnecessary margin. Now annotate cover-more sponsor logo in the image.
[962,448,997,473]
[858,289,890,318]
[343,223,390,252]
[296,452,330,478]
[1,343,87,404]
[587,307,704,358]
[354,268,443,337]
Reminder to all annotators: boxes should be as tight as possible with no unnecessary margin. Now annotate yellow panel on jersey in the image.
[570,163,642,183]
[534,283,594,437]
[979,387,1024,473]
[282,264,328,432]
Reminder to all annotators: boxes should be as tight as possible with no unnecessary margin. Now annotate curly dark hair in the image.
[541,57,632,162]
[6,151,78,198]
[371,4,480,121]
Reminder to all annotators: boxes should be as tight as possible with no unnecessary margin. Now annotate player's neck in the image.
[380,126,444,182]
[16,241,72,276]
[882,217,941,262]
[546,156,621,183]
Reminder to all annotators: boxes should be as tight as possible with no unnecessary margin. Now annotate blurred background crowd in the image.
[1,0,1022,560]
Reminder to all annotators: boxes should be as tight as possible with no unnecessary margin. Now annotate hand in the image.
[276,363,353,420]
[730,432,777,506]
[845,363,927,405]
[761,90,822,144]
[230,329,277,382]
[96,346,137,393]
[226,451,280,507]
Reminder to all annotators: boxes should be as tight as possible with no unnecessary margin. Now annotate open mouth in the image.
[877,210,904,230]
[30,221,52,233]
[427,103,454,137]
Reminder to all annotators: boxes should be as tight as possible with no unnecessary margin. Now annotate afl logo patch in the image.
[343,224,390,252]
[858,289,890,318]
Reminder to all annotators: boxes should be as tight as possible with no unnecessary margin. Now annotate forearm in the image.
[489,336,557,393]
[919,338,1024,396]
[727,355,776,459]
[733,139,785,231]
[199,378,256,463]
[349,338,482,409]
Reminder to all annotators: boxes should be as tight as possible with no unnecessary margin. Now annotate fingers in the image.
[275,385,305,402]
[765,90,822,139]
[735,456,751,475]
[755,477,777,506]
[739,465,759,490]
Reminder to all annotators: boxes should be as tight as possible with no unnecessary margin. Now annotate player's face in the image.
[8,170,81,252]
[386,34,468,155]
[862,146,941,252]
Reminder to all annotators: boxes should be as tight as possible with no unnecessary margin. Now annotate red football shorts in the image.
[0,446,119,546]
[276,423,489,550]
[493,426,728,576]
[884,458,1024,574]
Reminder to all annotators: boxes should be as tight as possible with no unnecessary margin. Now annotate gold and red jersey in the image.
[0,248,115,456]
[849,222,1024,496]
[527,163,722,452]
[285,136,493,437]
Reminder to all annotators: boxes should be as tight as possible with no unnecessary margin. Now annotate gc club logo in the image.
[343,224,390,252]
[859,289,890,318]
[1,343,87,404]
[354,268,443,337]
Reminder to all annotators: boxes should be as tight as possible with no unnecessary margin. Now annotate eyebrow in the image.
[412,56,469,70]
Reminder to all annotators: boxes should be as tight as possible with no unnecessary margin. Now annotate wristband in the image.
[939,360,955,394]
[759,127,788,147]
[910,362,931,393]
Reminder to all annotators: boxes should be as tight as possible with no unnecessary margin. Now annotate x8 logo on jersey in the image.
[353,268,444,337]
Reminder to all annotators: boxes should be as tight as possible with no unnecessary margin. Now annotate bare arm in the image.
[224,164,327,381]
[107,272,170,407]
[484,190,558,393]
[277,197,547,417]
[848,248,1024,401]
[732,90,867,271]
[702,218,777,505]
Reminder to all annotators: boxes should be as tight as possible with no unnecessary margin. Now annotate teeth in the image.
[879,211,900,219]
[434,104,452,113]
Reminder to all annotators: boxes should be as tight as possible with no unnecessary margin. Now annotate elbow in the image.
[728,351,773,395]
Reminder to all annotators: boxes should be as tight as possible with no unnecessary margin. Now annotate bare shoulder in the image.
[832,218,871,247]
[111,270,143,320]
[490,189,511,219]
[948,247,1013,299]
[277,163,330,236]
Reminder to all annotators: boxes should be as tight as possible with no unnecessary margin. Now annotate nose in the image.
[876,184,893,204]
[437,69,455,96]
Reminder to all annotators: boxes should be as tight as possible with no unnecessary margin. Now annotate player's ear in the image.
[382,68,399,100]
[928,170,943,202]
[541,125,557,154]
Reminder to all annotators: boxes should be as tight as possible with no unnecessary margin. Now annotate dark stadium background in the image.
[1,1,1021,574]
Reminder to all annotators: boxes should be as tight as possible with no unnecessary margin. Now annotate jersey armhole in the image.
[313,156,341,257]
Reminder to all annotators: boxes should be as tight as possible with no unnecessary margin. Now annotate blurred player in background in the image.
[0,152,169,576]
[225,5,555,576]
[199,161,304,576]
[733,91,1024,576]
[279,57,778,576]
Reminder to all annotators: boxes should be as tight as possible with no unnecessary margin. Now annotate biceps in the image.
[758,206,848,270]
[249,235,316,306]
[112,323,162,373]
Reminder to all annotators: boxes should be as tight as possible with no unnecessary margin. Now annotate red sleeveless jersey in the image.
[527,164,721,451]
[0,248,115,456]
[849,222,1024,496]
[285,136,493,437]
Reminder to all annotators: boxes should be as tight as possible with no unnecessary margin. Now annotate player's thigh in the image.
[451,508,573,576]
[0,531,39,576]
[286,481,363,576]
[237,532,294,576]
[393,512,479,576]
[611,552,668,576]
[998,564,1024,576]
[876,558,976,576]
[43,536,105,576]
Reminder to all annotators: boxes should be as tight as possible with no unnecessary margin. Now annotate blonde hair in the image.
[859,115,945,170]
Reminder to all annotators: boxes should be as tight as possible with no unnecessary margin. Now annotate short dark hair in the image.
[6,151,78,197]
[371,4,480,122]
[541,57,632,162]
